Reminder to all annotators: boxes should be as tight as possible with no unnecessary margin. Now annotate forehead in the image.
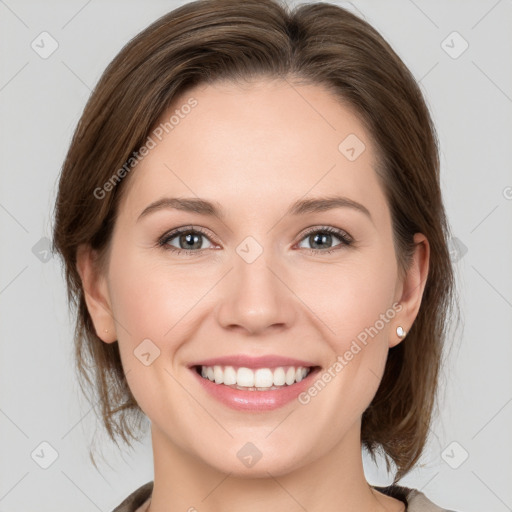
[118,79,388,223]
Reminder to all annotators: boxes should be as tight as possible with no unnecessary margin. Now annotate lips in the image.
[188,354,319,370]
[190,363,322,411]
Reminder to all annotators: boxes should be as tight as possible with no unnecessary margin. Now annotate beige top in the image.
[112,481,459,512]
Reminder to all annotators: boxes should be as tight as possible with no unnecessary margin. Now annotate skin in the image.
[77,79,429,512]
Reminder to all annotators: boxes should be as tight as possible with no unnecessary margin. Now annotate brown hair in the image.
[52,0,459,481]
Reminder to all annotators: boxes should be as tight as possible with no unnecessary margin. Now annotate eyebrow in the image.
[137,195,373,223]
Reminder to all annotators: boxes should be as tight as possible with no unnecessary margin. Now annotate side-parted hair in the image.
[52,0,458,481]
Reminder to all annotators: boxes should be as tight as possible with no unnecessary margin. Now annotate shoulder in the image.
[114,481,463,512]
[111,481,153,512]
[374,484,461,512]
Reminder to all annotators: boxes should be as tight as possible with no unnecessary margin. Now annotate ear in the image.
[76,244,117,344]
[390,232,430,348]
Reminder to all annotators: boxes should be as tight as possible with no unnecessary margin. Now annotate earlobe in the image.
[389,323,408,349]
[390,233,430,348]
[76,244,117,344]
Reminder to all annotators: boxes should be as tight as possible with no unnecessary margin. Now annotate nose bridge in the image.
[215,239,296,334]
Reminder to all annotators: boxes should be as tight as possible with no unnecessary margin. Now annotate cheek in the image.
[291,248,398,417]
[108,246,208,342]
[295,265,397,431]
[105,248,203,417]
[293,250,398,352]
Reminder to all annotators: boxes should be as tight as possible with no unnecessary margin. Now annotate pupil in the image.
[181,232,201,250]
[311,232,331,249]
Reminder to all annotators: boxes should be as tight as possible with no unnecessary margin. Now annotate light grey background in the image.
[1,0,511,511]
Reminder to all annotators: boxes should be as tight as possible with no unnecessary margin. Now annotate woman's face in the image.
[82,79,427,476]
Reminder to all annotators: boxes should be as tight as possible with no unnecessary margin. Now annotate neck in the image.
[146,422,403,512]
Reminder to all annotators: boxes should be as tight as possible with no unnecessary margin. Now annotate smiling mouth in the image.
[193,364,321,391]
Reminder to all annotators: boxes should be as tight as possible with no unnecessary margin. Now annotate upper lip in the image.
[189,355,319,370]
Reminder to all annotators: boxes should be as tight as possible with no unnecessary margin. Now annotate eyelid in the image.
[159,225,218,243]
[158,224,354,254]
[157,225,220,253]
[297,225,353,245]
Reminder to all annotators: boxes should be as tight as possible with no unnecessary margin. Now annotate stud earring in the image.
[104,329,109,334]
[396,326,407,338]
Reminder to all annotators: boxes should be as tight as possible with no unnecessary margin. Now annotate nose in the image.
[215,249,297,336]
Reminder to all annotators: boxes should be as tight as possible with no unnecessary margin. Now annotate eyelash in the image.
[157,225,353,256]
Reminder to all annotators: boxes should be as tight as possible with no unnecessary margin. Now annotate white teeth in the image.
[213,365,223,384]
[285,367,296,385]
[198,365,312,389]
[254,368,274,388]
[237,367,254,387]
[295,367,308,382]
[273,367,286,386]
[223,366,237,385]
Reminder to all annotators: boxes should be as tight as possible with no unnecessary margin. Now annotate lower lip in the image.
[190,367,321,411]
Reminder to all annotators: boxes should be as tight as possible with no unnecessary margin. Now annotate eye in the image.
[157,225,353,256]
[158,226,215,254]
[296,226,353,254]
